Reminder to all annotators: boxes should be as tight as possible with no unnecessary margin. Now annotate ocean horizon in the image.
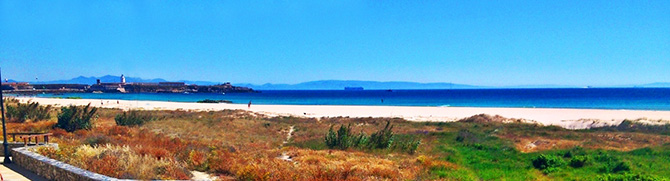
[12,88,670,111]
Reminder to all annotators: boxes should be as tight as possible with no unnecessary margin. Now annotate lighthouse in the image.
[121,74,126,84]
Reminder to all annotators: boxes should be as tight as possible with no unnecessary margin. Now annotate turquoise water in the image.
[14,88,670,110]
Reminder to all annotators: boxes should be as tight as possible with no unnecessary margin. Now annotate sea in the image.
[12,88,670,111]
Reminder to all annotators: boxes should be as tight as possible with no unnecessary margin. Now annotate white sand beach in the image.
[15,97,670,129]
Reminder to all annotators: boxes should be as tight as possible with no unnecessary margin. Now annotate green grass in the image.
[289,120,670,180]
[430,130,540,180]
[420,122,670,180]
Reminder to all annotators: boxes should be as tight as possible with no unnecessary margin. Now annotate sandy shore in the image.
[15,97,670,129]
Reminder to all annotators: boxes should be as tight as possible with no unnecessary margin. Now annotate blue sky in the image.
[1,1,668,86]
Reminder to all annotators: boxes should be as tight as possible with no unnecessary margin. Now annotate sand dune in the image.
[15,97,670,129]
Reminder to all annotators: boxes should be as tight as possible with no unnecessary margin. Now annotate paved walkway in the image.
[0,158,46,181]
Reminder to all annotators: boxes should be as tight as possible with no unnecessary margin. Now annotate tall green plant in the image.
[56,104,97,132]
[115,110,155,126]
[325,124,355,149]
[532,154,565,174]
[368,121,394,149]
[4,101,52,122]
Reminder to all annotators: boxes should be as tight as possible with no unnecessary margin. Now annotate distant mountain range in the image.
[239,81,670,90]
[5,75,670,90]
[8,75,223,85]
[237,80,477,90]
[636,82,670,88]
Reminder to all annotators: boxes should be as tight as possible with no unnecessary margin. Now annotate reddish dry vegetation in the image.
[30,109,445,180]
[18,109,670,180]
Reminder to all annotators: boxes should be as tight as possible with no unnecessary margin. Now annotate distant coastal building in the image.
[3,74,256,94]
[1,82,32,90]
[89,74,127,93]
[2,82,88,93]
[158,82,185,86]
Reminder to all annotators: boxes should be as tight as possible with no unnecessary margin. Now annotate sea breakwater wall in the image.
[11,145,124,181]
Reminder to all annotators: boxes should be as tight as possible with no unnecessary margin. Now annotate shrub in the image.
[324,122,419,153]
[393,135,421,154]
[115,110,155,126]
[596,173,661,181]
[85,135,112,146]
[3,98,18,104]
[569,155,588,168]
[56,104,97,132]
[563,151,573,158]
[600,160,631,174]
[367,121,394,149]
[532,154,565,174]
[455,129,480,143]
[594,152,630,174]
[5,101,52,122]
[351,132,369,148]
[36,144,191,179]
[325,124,354,150]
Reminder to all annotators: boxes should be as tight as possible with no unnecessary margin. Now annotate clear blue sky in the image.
[1,1,668,86]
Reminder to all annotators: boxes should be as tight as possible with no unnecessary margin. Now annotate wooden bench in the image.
[8,133,53,146]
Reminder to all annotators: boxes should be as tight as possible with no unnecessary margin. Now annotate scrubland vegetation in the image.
[3,98,670,180]
[4,98,53,123]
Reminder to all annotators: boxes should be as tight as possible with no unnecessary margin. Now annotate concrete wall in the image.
[11,145,125,181]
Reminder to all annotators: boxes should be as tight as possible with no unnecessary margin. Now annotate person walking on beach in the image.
[248,101,252,108]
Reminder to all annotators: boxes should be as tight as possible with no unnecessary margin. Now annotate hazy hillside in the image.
[26,75,222,85]
[7,75,670,89]
[238,80,478,90]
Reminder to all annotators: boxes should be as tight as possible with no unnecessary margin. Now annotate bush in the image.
[3,98,18,104]
[367,121,394,149]
[351,132,369,148]
[455,129,480,143]
[595,153,630,174]
[569,155,588,168]
[325,122,420,154]
[5,101,52,122]
[596,173,661,181]
[532,154,565,174]
[600,160,631,174]
[85,135,112,146]
[115,110,155,126]
[393,135,421,154]
[56,104,97,132]
[325,124,354,150]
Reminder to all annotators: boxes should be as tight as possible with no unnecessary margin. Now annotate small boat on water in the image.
[92,91,103,94]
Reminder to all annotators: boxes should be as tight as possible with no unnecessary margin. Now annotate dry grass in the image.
[15,108,670,180]
[498,129,670,152]
[206,147,449,180]
[35,144,191,179]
